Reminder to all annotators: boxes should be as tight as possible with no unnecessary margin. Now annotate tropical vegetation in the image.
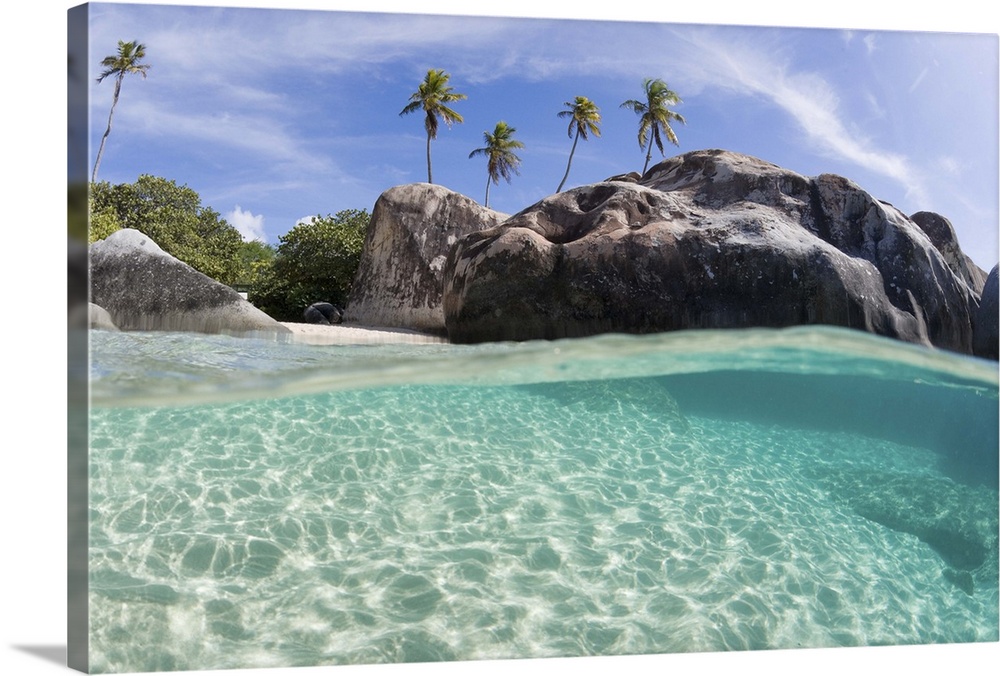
[92,40,150,183]
[620,78,686,174]
[400,69,467,184]
[468,121,525,208]
[247,209,371,322]
[89,175,252,285]
[556,96,602,192]
[395,71,684,189]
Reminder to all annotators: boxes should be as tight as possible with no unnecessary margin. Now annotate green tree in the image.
[92,40,150,182]
[620,78,685,174]
[234,239,276,287]
[89,175,244,284]
[247,209,370,321]
[468,121,524,208]
[88,203,121,243]
[400,68,467,184]
[556,96,602,192]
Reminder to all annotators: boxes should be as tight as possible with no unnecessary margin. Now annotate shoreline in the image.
[280,322,448,345]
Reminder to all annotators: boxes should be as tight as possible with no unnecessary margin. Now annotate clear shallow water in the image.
[86,326,999,673]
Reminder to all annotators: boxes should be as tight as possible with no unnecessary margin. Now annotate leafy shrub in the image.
[89,175,244,285]
[248,209,370,322]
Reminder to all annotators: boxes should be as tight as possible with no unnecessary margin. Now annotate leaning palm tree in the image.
[620,78,685,174]
[556,96,602,192]
[468,121,524,208]
[92,40,150,182]
[400,68,467,184]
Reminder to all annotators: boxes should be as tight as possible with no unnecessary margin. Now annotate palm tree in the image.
[556,96,602,192]
[92,40,150,182]
[468,121,524,208]
[620,78,685,174]
[400,68,467,184]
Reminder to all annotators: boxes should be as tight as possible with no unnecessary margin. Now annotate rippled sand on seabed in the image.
[85,328,999,673]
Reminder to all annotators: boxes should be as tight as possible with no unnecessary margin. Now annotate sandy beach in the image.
[280,322,448,345]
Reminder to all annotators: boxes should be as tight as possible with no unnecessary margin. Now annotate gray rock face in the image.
[443,149,982,353]
[88,303,119,331]
[344,183,508,333]
[90,228,290,336]
[973,264,998,360]
[910,211,988,294]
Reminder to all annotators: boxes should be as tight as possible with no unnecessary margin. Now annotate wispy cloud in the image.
[864,33,878,55]
[679,28,926,200]
[908,67,929,93]
[865,91,886,119]
[118,98,333,172]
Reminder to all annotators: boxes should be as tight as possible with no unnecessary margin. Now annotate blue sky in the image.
[80,0,998,270]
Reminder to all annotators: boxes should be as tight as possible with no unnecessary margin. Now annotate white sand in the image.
[280,322,448,345]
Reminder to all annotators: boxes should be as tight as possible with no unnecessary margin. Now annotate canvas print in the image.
[67,1,999,673]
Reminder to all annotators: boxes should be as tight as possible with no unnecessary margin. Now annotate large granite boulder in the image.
[443,149,982,353]
[910,211,988,294]
[344,183,508,333]
[88,303,119,331]
[90,228,290,336]
[973,264,998,360]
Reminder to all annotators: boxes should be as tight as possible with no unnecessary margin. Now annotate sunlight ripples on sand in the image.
[86,328,998,672]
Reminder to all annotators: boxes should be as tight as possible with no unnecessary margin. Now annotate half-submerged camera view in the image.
[71,2,999,673]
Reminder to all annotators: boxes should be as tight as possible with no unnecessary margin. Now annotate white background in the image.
[3,1,997,675]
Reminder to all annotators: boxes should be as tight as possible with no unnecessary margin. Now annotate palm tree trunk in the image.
[557,130,581,193]
[484,176,491,208]
[642,142,652,175]
[426,133,433,184]
[92,75,123,182]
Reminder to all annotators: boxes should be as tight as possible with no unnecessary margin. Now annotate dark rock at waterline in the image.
[973,264,998,360]
[344,183,508,333]
[443,149,982,354]
[303,302,343,325]
[90,228,290,336]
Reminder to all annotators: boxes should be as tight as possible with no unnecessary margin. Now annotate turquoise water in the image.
[86,327,999,673]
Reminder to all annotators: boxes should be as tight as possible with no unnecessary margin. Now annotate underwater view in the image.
[86,326,999,673]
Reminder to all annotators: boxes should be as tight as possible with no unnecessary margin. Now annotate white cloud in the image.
[937,156,961,176]
[118,98,331,172]
[295,215,325,227]
[681,28,926,200]
[228,205,266,241]
[863,33,878,55]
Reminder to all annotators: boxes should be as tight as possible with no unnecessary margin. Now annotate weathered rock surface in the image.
[89,303,119,331]
[90,228,290,336]
[443,149,985,354]
[344,183,508,333]
[910,211,988,293]
[973,264,998,360]
[303,301,343,325]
